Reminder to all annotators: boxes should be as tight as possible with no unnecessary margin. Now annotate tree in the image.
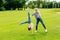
[0,0,5,11]
[4,0,26,10]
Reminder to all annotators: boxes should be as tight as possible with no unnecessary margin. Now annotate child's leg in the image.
[20,21,29,25]
[28,12,31,24]
[20,12,31,25]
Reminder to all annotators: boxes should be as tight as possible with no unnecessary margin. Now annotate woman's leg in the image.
[36,20,39,31]
[39,18,46,29]
[39,18,48,32]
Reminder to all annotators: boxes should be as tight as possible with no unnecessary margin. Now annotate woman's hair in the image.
[34,8,40,13]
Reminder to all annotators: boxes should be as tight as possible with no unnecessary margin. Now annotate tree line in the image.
[0,0,26,11]
[0,0,60,11]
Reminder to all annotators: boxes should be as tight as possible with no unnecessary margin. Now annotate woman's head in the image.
[34,8,39,12]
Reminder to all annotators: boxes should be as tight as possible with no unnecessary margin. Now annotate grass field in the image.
[0,9,60,40]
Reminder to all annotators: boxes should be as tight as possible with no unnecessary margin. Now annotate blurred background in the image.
[0,0,60,11]
[0,0,60,40]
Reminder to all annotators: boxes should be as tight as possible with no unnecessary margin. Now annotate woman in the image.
[32,8,48,32]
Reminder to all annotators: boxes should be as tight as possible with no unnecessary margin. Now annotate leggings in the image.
[20,12,31,25]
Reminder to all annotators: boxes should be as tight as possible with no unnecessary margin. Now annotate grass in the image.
[0,9,60,40]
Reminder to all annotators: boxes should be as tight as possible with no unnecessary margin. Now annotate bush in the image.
[0,7,5,11]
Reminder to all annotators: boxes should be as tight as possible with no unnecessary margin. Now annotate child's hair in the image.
[28,22,34,31]
[28,27,31,31]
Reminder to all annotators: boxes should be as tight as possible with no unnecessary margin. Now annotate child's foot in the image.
[45,29,48,33]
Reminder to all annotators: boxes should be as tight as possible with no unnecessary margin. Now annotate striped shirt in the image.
[32,12,40,19]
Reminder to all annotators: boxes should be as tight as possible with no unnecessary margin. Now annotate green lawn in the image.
[0,9,60,40]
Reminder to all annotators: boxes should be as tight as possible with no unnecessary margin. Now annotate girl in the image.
[20,12,34,34]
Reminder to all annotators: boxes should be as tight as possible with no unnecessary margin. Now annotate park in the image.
[0,0,60,40]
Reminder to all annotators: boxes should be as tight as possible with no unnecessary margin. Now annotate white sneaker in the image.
[45,29,48,33]
[35,30,37,32]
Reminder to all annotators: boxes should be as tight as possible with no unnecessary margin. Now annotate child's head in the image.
[28,27,31,31]
[28,22,34,31]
